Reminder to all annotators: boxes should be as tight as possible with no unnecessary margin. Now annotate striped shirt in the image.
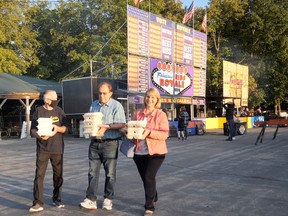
[181,111,189,126]
[89,98,126,139]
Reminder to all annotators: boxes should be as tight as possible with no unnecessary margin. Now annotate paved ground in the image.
[1,126,288,216]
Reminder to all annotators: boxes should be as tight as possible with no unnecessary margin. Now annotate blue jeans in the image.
[227,119,236,139]
[86,140,119,201]
[184,125,188,138]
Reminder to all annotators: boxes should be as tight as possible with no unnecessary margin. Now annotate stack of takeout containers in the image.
[126,119,147,140]
[37,118,53,136]
[83,112,104,138]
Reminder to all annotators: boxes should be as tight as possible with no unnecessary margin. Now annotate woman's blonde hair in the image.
[144,88,161,109]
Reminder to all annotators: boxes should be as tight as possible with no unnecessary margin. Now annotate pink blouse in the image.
[133,109,169,155]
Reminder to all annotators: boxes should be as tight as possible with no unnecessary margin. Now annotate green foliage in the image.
[206,0,288,111]
[0,1,39,74]
[26,0,128,80]
[206,50,222,97]
[236,0,288,111]
[248,75,266,109]
[205,0,248,99]
[25,0,185,81]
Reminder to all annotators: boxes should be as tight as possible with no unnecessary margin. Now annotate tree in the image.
[203,0,248,99]
[248,75,266,109]
[237,0,288,113]
[27,0,185,81]
[0,1,39,74]
[208,0,247,57]
[27,0,128,81]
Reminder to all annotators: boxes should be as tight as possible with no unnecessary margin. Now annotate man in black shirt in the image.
[29,90,69,212]
[223,101,236,141]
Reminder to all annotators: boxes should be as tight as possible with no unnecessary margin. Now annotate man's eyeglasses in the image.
[98,92,111,95]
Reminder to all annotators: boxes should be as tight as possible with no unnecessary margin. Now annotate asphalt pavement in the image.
[1,126,288,216]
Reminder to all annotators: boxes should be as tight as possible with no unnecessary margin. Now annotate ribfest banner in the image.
[223,60,249,106]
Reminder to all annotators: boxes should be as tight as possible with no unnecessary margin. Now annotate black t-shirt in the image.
[31,106,70,154]
[178,118,185,129]
[224,103,235,121]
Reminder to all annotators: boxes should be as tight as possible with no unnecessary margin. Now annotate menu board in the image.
[127,54,149,93]
[127,5,207,97]
[174,24,193,65]
[193,67,206,97]
[149,14,174,61]
[127,6,149,56]
[194,30,207,69]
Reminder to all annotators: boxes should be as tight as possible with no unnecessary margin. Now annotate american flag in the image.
[182,1,194,24]
[201,13,207,32]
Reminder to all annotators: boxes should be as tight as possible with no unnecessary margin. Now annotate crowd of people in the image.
[239,106,262,117]
[29,83,169,216]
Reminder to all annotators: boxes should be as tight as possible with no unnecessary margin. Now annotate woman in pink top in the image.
[132,88,169,216]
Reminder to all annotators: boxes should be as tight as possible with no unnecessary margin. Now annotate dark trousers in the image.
[33,153,63,206]
[133,154,165,211]
[227,119,236,139]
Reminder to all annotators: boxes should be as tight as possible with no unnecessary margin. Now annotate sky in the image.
[181,0,209,8]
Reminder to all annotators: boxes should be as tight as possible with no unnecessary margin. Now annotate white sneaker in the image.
[80,198,97,210]
[232,137,236,140]
[102,198,113,210]
[29,203,44,212]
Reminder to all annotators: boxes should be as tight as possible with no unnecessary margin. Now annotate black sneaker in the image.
[52,199,65,208]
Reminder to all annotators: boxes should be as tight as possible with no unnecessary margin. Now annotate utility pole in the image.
[90,60,92,76]
[111,65,114,79]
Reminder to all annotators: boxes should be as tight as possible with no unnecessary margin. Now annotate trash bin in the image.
[223,122,247,136]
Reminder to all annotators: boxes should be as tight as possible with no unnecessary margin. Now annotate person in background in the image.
[29,90,69,212]
[245,107,250,116]
[180,106,189,139]
[131,88,169,216]
[256,106,262,116]
[162,108,168,117]
[223,101,236,141]
[80,82,126,211]
[177,112,185,141]
[240,106,247,117]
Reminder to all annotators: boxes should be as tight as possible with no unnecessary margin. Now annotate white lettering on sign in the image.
[151,61,192,95]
